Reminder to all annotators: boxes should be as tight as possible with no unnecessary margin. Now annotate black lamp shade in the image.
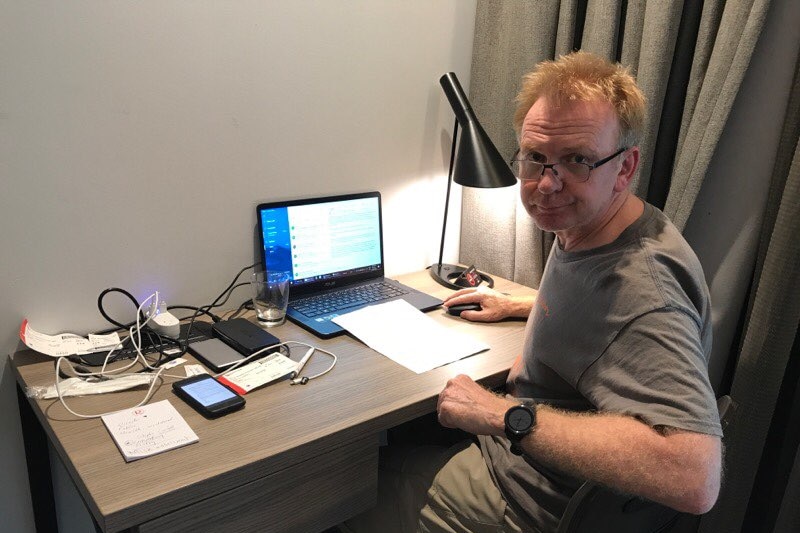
[440,73,516,189]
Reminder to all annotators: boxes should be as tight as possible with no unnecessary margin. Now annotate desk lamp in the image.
[430,72,517,290]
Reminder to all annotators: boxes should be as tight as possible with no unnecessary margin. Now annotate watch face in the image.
[508,406,534,431]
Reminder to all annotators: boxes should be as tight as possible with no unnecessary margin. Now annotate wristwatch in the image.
[504,401,537,456]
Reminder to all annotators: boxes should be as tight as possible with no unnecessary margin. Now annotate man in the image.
[345,51,722,533]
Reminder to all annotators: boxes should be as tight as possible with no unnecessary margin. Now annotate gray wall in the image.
[0,2,476,531]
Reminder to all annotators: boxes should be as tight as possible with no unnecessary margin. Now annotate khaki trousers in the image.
[341,440,524,533]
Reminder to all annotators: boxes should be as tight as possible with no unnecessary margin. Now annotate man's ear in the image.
[614,147,640,192]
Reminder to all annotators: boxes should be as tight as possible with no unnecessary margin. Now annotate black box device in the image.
[211,318,280,356]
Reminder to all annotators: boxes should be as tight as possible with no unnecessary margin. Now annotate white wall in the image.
[0,2,477,531]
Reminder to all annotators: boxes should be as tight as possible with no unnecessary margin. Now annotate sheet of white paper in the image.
[332,300,489,373]
[101,400,198,462]
[184,364,208,377]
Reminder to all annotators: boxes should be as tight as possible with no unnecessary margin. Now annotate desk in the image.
[12,271,534,533]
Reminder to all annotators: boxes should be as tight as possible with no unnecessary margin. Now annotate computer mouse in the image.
[446,303,482,316]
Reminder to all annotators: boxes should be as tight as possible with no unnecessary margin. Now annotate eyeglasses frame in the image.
[509,147,629,183]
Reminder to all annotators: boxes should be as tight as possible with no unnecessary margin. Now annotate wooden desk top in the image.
[11,270,535,532]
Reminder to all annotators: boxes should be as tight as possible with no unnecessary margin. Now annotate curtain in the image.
[463,1,800,532]
[700,48,800,532]
[462,0,768,282]
[663,0,771,228]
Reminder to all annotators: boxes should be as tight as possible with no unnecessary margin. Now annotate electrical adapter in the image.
[147,300,181,338]
[151,312,180,338]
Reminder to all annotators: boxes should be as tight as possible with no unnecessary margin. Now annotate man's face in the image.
[518,96,630,237]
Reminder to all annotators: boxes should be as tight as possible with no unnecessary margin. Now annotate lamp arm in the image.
[438,118,459,269]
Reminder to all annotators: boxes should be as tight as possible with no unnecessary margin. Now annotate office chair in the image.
[556,395,736,533]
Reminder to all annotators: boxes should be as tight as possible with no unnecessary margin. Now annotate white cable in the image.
[53,340,338,418]
[53,292,172,419]
[297,345,337,381]
[217,341,292,376]
[83,291,161,377]
[52,290,337,416]
[287,342,338,383]
[128,292,161,371]
[54,356,169,419]
[217,340,337,384]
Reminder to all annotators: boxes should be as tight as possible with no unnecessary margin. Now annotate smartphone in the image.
[172,374,245,418]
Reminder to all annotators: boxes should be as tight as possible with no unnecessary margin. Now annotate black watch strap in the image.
[504,401,537,456]
[509,442,525,456]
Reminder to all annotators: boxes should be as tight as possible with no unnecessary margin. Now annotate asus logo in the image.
[324,281,336,287]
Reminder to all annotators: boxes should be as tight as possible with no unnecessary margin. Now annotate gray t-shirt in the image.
[479,203,722,532]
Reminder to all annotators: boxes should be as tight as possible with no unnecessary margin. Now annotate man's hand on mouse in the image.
[442,286,535,322]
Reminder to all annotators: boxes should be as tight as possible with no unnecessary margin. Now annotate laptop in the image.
[256,191,443,338]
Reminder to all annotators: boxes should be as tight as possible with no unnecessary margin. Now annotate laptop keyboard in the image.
[292,281,409,318]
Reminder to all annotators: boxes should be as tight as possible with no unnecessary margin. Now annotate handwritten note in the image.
[101,400,199,462]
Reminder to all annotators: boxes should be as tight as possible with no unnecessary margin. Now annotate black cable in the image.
[97,288,142,330]
[90,288,149,365]
[91,263,262,370]
[167,279,249,324]
[167,305,221,323]
[227,298,255,321]
[213,282,250,308]
[141,328,185,368]
[182,262,261,347]
[96,323,132,335]
[212,264,260,310]
[174,281,251,323]
[127,328,185,372]
[96,288,183,367]
[236,297,254,313]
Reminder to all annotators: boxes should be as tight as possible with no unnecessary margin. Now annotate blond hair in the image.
[514,51,645,148]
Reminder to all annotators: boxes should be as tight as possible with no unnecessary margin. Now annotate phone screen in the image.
[181,377,237,407]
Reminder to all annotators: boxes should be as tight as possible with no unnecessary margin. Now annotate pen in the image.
[290,347,314,379]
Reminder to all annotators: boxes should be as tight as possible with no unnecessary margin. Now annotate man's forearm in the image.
[519,406,722,514]
[437,375,720,514]
[506,295,536,318]
[442,288,535,322]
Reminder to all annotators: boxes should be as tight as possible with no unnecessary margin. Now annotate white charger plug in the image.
[147,300,181,338]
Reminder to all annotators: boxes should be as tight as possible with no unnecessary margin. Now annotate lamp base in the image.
[428,264,495,291]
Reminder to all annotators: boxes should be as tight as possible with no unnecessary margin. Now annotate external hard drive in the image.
[211,318,280,356]
[187,338,247,372]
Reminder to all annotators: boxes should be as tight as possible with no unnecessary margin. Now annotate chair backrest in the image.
[556,396,736,533]
[556,482,681,533]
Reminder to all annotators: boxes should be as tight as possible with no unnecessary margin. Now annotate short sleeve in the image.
[578,308,722,436]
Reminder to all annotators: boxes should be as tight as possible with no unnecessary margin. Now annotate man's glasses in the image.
[509,147,628,184]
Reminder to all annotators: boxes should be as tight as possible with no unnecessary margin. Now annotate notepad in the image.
[101,400,199,462]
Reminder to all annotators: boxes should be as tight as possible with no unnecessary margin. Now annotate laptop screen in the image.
[256,192,384,292]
